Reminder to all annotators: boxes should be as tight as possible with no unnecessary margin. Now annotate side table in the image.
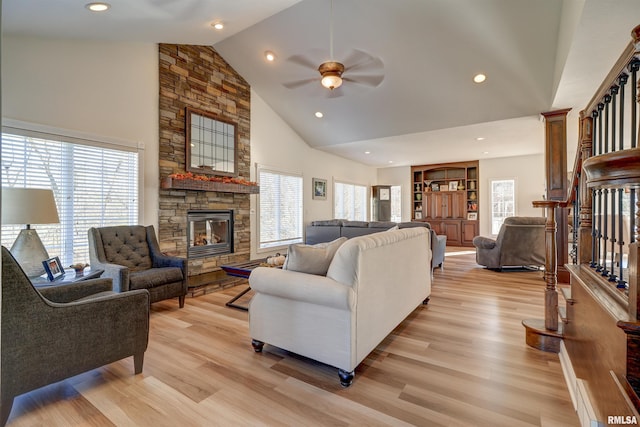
[31,268,105,288]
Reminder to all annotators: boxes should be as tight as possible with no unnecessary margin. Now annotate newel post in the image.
[523,200,563,352]
[533,200,560,331]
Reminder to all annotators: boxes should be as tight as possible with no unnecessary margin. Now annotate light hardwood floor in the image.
[7,248,579,426]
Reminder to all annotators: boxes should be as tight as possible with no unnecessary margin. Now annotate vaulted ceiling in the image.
[4,0,640,167]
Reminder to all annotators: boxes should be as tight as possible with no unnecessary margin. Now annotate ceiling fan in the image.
[283,0,384,96]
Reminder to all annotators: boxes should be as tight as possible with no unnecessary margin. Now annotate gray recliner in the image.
[1,246,149,426]
[472,216,546,270]
[88,225,187,307]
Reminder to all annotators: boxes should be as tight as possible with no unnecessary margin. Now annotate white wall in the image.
[1,35,159,227]
[250,90,376,258]
[479,154,545,236]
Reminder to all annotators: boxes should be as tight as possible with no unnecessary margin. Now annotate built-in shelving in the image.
[411,161,479,246]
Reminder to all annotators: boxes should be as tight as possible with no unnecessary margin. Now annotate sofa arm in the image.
[153,254,186,270]
[249,267,355,310]
[431,231,447,267]
[90,261,130,292]
[38,278,114,303]
[472,236,497,250]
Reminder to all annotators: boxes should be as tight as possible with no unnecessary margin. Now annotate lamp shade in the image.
[2,188,60,278]
[2,188,60,225]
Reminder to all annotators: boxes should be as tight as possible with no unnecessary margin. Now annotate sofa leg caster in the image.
[338,369,354,387]
[251,339,264,353]
[422,297,430,305]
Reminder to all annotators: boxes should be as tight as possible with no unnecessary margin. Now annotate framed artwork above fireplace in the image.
[186,107,238,176]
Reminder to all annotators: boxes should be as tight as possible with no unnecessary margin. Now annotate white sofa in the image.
[248,227,431,386]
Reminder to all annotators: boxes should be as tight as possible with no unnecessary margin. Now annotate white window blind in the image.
[334,181,367,221]
[2,131,139,265]
[258,167,303,249]
[490,179,515,234]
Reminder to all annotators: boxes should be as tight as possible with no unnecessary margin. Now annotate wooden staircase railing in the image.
[525,24,640,422]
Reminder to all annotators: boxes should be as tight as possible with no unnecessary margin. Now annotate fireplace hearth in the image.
[187,210,234,258]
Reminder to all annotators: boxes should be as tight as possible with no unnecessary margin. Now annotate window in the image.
[1,129,140,266]
[390,185,402,222]
[334,181,367,221]
[490,179,516,234]
[258,167,303,249]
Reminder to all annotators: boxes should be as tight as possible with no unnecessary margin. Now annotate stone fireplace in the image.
[157,44,252,290]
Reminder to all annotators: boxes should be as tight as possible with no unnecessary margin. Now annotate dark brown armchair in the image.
[1,246,149,426]
[88,225,187,307]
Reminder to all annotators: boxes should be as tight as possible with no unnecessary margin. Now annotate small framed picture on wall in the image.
[312,178,327,200]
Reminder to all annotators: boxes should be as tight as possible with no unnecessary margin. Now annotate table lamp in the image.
[1,188,60,278]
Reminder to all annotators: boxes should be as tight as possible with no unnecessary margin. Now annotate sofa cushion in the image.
[129,267,184,290]
[99,225,153,270]
[368,221,397,229]
[398,221,431,229]
[311,219,344,226]
[342,220,369,228]
[283,237,347,276]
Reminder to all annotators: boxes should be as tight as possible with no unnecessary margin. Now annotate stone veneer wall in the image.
[158,44,251,277]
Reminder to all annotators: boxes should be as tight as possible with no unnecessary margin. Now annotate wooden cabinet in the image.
[461,220,478,246]
[425,191,465,219]
[412,161,479,246]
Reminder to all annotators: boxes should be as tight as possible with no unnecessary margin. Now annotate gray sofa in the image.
[472,216,546,270]
[305,219,446,274]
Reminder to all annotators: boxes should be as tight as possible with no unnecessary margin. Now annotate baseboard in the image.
[559,341,605,426]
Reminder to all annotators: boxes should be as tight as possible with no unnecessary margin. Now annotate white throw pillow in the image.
[283,237,347,276]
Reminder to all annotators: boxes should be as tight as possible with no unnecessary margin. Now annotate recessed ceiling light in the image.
[315,112,323,118]
[364,151,371,154]
[264,51,276,62]
[388,160,393,164]
[473,74,486,83]
[212,22,224,30]
[483,151,489,154]
[476,137,485,141]
[85,2,110,12]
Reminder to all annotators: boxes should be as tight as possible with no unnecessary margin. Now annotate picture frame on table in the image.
[467,212,478,220]
[415,211,423,220]
[312,178,327,200]
[43,256,64,281]
[431,183,439,192]
[448,181,459,191]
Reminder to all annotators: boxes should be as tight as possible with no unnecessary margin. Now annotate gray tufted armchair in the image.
[88,225,187,307]
[1,246,149,426]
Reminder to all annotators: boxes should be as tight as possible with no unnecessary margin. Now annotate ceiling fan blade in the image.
[283,77,317,89]
[287,54,319,71]
[342,49,384,73]
[343,74,384,87]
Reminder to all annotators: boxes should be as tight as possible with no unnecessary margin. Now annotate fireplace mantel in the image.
[161,177,259,194]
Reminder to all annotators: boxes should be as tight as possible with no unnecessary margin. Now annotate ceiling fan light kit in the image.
[319,61,344,90]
